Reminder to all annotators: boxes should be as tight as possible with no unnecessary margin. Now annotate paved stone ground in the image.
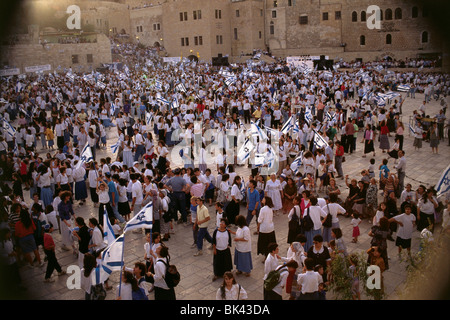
[11,91,450,300]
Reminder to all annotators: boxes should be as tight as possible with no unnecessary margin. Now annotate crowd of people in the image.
[0,40,449,300]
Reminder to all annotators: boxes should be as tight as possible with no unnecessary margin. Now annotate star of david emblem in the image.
[136,212,145,222]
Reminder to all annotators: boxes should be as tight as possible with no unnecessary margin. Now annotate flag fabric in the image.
[435,164,450,196]
[77,143,94,169]
[224,76,237,87]
[97,81,106,90]
[409,124,416,135]
[323,71,333,79]
[110,140,120,154]
[124,202,153,232]
[304,109,313,124]
[176,82,187,93]
[157,97,170,106]
[110,103,116,117]
[250,121,268,141]
[170,97,179,109]
[1,118,16,138]
[15,82,25,93]
[154,80,163,91]
[281,116,294,135]
[103,210,116,246]
[313,130,329,149]
[290,152,303,173]
[146,112,152,125]
[93,234,125,285]
[397,85,411,92]
[237,138,255,164]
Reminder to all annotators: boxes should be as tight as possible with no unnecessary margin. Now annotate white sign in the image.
[163,57,181,64]
[0,68,20,77]
[24,64,52,73]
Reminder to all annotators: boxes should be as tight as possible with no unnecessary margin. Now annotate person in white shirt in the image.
[257,197,276,258]
[297,257,323,300]
[389,204,416,257]
[303,196,328,252]
[216,272,248,300]
[147,246,176,300]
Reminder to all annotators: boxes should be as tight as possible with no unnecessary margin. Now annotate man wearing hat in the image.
[193,197,213,256]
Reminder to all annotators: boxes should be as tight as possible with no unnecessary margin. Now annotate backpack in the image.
[264,265,288,292]
[302,208,314,231]
[323,204,333,228]
[90,283,107,300]
[288,207,301,232]
[160,259,180,288]
[132,287,148,300]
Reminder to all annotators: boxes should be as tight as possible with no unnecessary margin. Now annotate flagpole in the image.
[118,231,125,297]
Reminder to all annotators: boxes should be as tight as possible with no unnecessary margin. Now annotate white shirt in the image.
[297,270,323,294]
[154,257,169,290]
[235,226,251,253]
[322,202,346,224]
[263,253,280,280]
[258,206,275,233]
[303,205,327,230]
[394,213,416,239]
[216,283,248,300]
[132,181,144,205]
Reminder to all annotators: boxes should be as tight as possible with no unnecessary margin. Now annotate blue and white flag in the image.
[281,116,294,135]
[237,138,255,164]
[435,164,450,196]
[313,129,329,149]
[170,97,180,110]
[103,210,116,246]
[409,124,416,135]
[15,81,25,93]
[176,82,187,93]
[245,84,256,97]
[146,112,152,125]
[326,112,337,123]
[124,202,153,232]
[0,118,16,138]
[157,97,170,106]
[76,143,94,169]
[124,65,130,76]
[397,85,410,92]
[323,71,333,79]
[375,65,384,72]
[110,140,120,154]
[93,234,125,285]
[290,151,303,173]
[251,121,268,141]
[304,109,313,124]
[97,81,106,90]
[224,76,237,87]
[110,103,116,117]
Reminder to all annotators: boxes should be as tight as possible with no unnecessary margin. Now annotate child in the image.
[43,223,66,283]
[112,219,122,238]
[190,197,199,247]
[373,202,387,226]
[348,254,360,300]
[388,204,416,258]
[331,228,348,257]
[215,202,224,229]
[351,212,361,243]
[368,158,375,178]
[314,264,327,300]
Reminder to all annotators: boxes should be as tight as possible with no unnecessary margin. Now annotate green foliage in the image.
[329,250,385,300]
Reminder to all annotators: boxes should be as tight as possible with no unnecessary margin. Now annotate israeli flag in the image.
[281,116,294,135]
[409,124,416,135]
[304,109,313,124]
[97,81,106,90]
[66,73,75,81]
[146,112,152,125]
[313,129,329,149]
[15,81,25,93]
[154,80,163,91]
[110,140,120,154]
[224,76,237,87]
[157,97,170,106]
[93,234,125,285]
[435,164,450,196]
[171,97,180,109]
[251,121,268,141]
[237,138,255,164]
[397,85,410,92]
[245,84,256,97]
[326,112,337,123]
[290,151,304,173]
[110,103,116,117]
[76,143,94,169]
[124,202,153,232]
[323,71,333,79]
[124,65,130,76]
[264,126,280,139]
[375,65,384,72]
[103,210,116,245]
[1,118,16,138]
[176,82,187,93]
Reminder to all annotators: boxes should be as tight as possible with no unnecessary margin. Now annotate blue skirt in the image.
[40,187,53,208]
[305,228,322,252]
[234,250,253,273]
[75,180,88,200]
[19,234,37,254]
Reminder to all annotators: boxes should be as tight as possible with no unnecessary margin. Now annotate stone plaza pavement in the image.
[12,91,450,300]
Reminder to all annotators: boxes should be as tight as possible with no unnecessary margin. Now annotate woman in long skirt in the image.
[264,174,283,213]
[122,135,134,168]
[379,121,390,153]
[363,125,375,157]
[233,215,253,276]
[73,163,87,206]
[257,197,276,258]
[212,219,233,281]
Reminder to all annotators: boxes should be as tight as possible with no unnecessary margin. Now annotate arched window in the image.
[422,31,428,43]
[352,11,357,22]
[412,6,419,18]
[361,11,366,22]
[385,8,392,20]
[386,34,392,45]
[380,9,383,21]
[395,8,402,19]
[269,21,274,35]
[360,35,366,46]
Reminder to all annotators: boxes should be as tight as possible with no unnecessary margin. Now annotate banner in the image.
[24,64,51,73]
[0,68,20,77]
